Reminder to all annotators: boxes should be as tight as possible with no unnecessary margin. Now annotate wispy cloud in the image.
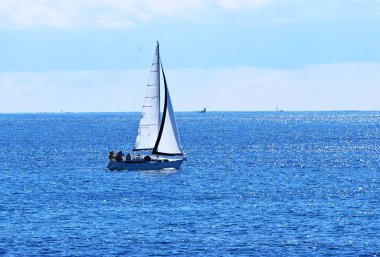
[0,70,147,112]
[173,62,380,111]
[1,63,379,112]
[217,0,271,11]
[2,0,379,29]
[0,0,205,29]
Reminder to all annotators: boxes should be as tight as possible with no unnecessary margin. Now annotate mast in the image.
[133,42,161,151]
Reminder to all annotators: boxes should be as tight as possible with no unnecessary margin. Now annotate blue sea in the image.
[1,112,379,256]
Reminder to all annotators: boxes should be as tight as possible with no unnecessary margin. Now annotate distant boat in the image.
[276,103,284,112]
[108,42,185,171]
[199,107,206,113]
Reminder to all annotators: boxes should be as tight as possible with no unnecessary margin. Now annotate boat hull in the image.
[107,159,184,171]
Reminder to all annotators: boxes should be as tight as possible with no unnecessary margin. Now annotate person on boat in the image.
[108,151,115,160]
[125,152,131,161]
[144,155,151,161]
[116,151,123,162]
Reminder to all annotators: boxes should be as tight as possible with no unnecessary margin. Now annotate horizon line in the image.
[1,110,380,115]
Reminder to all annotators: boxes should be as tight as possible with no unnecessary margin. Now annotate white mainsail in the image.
[134,44,160,151]
[152,67,183,156]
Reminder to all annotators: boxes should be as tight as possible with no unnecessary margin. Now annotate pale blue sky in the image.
[1,0,380,112]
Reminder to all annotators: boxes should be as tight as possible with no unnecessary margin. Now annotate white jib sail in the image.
[153,72,183,155]
[134,44,160,150]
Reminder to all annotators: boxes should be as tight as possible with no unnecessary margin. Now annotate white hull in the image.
[108,158,184,171]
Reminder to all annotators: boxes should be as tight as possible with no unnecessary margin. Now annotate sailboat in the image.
[107,42,185,171]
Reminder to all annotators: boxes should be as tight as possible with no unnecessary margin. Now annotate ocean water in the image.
[0,112,379,256]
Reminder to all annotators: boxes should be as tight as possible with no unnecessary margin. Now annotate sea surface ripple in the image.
[0,112,379,256]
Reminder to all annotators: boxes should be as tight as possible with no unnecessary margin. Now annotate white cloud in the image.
[1,63,380,112]
[0,70,147,112]
[202,62,380,111]
[6,0,380,29]
[0,0,206,29]
[0,0,78,28]
[217,0,271,11]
